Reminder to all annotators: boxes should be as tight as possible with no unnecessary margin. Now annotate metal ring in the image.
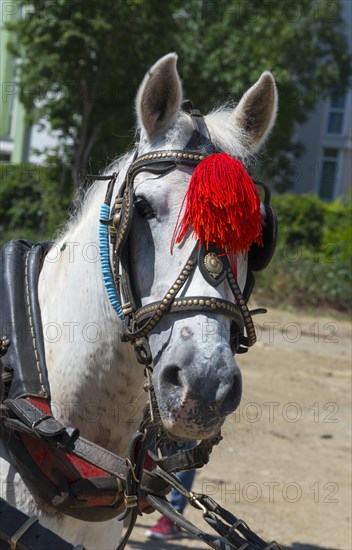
[189,492,208,515]
[124,492,138,508]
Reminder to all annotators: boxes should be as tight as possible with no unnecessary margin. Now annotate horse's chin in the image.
[161,416,224,441]
[155,391,227,440]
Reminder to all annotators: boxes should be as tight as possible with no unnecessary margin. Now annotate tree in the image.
[177,0,351,189]
[5,0,351,190]
[5,0,185,186]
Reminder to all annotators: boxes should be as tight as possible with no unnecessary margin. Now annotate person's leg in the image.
[169,470,197,514]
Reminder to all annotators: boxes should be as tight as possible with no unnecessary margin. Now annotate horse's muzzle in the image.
[154,352,242,439]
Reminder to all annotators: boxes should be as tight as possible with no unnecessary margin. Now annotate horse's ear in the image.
[136,53,182,138]
[232,71,278,151]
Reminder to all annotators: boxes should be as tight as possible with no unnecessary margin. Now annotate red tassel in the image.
[174,153,263,254]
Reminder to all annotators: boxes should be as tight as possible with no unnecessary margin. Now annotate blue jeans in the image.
[170,469,196,514]
[154,439,197,515]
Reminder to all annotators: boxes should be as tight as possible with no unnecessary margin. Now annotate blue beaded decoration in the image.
[99,203,124,320]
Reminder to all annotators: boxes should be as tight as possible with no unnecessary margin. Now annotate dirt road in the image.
[126,308,351,550]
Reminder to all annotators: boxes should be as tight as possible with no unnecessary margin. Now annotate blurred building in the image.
[0,1,57,164]
[292,0,352,201]
[0,1,29,163]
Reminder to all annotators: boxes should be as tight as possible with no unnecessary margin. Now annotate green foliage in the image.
[271,194,326,250]
[4,0,351,189]
[0,163,71,246]
[255,194,352,312]
[177,0,351,188]
[323,194,352,262]
[5,0,186,184]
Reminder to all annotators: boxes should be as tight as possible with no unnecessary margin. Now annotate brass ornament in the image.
[204,253,223,278]
[113,212,121,228]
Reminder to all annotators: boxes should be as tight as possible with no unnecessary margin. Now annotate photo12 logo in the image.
[201,480,339,504]
[234,401,339,424]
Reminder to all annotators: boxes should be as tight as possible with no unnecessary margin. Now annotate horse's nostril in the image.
[219,370,242,415]
[162,365,184,389]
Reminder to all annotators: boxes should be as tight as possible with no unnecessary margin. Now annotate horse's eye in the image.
[134,197,156,220]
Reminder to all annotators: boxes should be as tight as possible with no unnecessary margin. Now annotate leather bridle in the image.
[100,107,266,367]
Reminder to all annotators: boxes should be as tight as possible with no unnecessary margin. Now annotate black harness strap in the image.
[0,498,84,550]
[149,433,223,472]
[0,240,52,400]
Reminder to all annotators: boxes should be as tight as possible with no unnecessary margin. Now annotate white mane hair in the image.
[55,150,135,244]
[138,103,256,164]
[205,104,255,163]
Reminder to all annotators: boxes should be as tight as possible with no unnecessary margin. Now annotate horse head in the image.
[122,53,278,440]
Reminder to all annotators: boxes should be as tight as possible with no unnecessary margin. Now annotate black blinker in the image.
[198,243,228,287]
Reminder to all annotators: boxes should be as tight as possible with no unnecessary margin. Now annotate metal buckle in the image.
[189,492,208,515]
[125,458,140,484]
[134,337,152,365]
[228,518,250,533]
[10,515,39,550]
[124,493,138,508]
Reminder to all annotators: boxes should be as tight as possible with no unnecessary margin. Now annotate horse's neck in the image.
[38,185,145,456]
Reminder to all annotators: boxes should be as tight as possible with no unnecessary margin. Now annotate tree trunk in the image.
[72,79,98,187]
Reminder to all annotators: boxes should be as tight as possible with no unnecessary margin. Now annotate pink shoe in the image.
[145,516,183,540]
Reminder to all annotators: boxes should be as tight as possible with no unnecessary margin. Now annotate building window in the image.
[327,112,343,133]
[326,91,345,134]
[0,151,11,163]
[319,148,339,200]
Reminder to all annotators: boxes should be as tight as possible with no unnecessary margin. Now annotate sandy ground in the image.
[126,308,352,550]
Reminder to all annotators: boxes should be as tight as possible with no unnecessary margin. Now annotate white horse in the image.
[0,53,277,549]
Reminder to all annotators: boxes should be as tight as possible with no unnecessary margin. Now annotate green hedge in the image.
[0,163,72,246]
[255,193,352,313]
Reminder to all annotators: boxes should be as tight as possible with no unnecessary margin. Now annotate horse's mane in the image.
[56,150,134,242]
